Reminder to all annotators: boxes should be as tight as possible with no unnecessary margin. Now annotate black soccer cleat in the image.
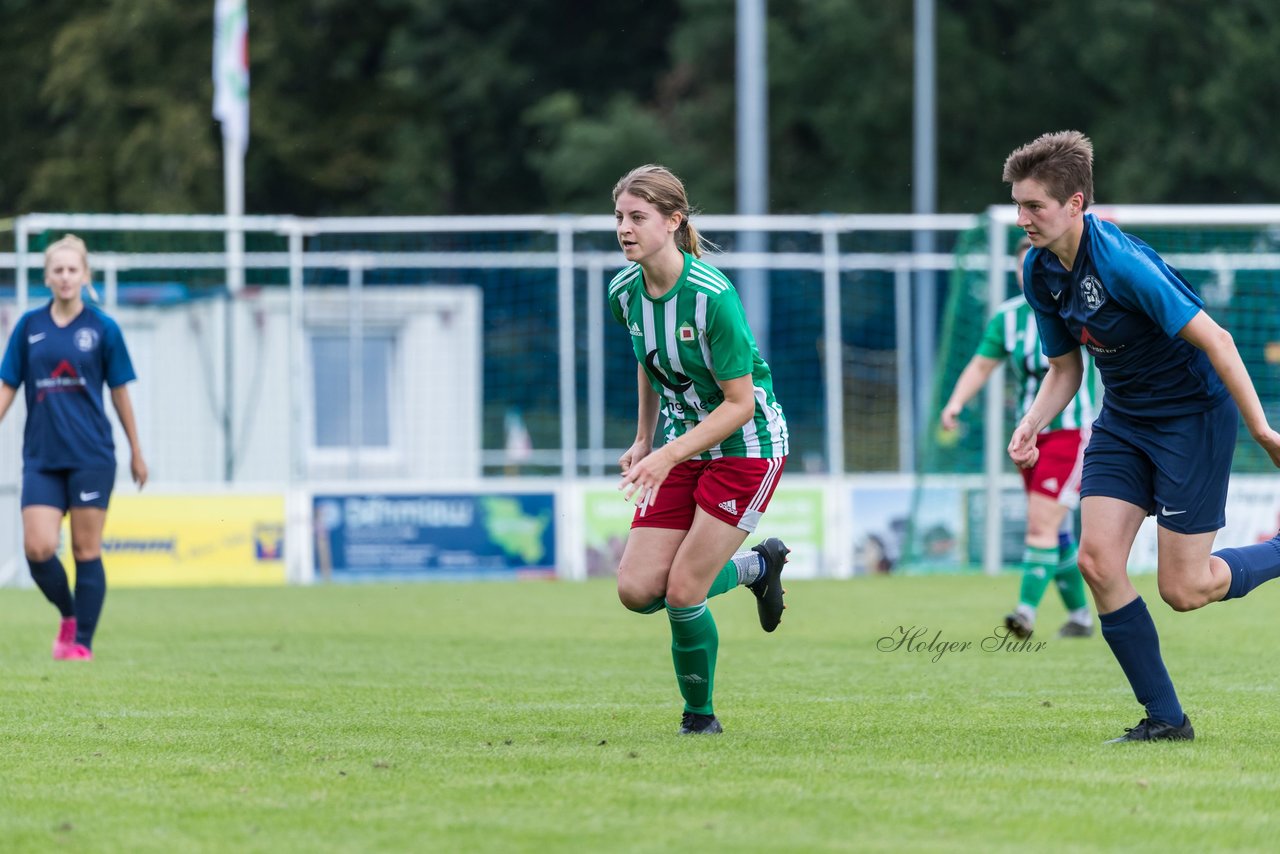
[678,712,724,735]
[1105,714,1195,744]
[749,538,790,633]
[1003,611,1035,640]
[1056,619,1094,639]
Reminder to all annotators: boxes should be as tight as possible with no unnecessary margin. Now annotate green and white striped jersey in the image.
[976,295,1098,431]
[608,252,789,459]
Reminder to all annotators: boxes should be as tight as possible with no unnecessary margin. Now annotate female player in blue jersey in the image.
[0,234,147,661]
[1004,131,1280,742]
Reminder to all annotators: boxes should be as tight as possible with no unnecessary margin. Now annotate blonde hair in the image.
[44,233,98,301]
[1002,130,1094,209]
[612,164,709,258]
[44,233,91,275]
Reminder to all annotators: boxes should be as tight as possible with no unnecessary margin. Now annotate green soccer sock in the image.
[1018,545,1058,611]
[630,551,753,614]
[705,561,739,599]
[667,601,718,715]
[631,596,666,614]
[1054,542,1089,612]
[705,551,763,599]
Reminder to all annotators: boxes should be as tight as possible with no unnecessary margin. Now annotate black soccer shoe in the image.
[1105,715,1195,744]
[1056,619,1095,639]
[1003,611,1035,640]
[678,712,724,735]
[749,538,790,633]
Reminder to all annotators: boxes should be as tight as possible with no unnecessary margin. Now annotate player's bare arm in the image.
[110,385,148,488]
[1008,349,1083,469]
[941,354,1000,431]
[618,373,754,503]
[619,364,660,475]
[1179,310,1280,468]
[0,382,16,424]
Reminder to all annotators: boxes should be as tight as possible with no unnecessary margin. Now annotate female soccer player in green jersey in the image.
[941,237,1095,640]
[608,164,790,735]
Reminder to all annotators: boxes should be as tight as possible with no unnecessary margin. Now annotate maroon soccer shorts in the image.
[1022,427,1087,507]
[632,456,786,533]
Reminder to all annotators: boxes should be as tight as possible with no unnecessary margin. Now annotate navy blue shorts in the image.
[21,468,116,512]
[1080,399,1237,535]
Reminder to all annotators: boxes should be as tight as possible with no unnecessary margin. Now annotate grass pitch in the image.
[3,573,1280,853]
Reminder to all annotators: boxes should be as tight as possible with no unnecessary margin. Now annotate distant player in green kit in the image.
[609,164,790,735]
[941,236,1096,639]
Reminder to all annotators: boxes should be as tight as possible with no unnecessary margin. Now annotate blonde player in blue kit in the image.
[0,235,147,661]
[1004,131,1280,742]
[609,165,790,735]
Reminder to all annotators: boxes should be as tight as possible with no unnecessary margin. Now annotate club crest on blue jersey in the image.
[1080,275,1106,311]
[75,328,99,352]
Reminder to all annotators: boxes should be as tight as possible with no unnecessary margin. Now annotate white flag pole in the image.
[213,0,248,294]
[221,133,243,481]
[214,0,248,480]
[223,135,244,294]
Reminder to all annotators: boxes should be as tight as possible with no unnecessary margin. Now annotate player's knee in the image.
[1024,518,1056,542]
[617,575,663,612]
[663,576,705,609]
[23,541,58,563]
[1074,548,1108,589]
[1158,582,1210,613]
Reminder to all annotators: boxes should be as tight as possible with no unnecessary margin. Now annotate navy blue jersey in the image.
[1023,213,1228,418]
[0,302,137,469]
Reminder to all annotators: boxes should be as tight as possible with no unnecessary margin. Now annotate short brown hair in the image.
[1002,130,1094,209]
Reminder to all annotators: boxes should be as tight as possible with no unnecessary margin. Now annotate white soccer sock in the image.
[733,551,764,586]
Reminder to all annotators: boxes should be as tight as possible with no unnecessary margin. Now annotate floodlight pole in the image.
[911,0,936,474]
[736,0,769,355]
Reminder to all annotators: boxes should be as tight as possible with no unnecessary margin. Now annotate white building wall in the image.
[0,285,482,584]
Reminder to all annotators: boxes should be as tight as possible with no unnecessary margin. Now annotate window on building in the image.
[310,331,394,449]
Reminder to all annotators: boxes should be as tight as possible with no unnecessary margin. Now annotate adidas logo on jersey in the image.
[717,498,738,515]
[628,322,643,337]
[1042,477,1059,492]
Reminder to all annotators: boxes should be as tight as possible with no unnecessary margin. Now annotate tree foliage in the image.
[2,0,1279,216]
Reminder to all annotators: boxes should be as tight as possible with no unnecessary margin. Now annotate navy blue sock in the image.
[73,557,107,649]
[1215,534,1280,601]
[28,556,74,617]
[1058,530,1073,556]
[1098,597,1183,726]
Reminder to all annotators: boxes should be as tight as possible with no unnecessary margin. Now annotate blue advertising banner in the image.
[313,492,556,581]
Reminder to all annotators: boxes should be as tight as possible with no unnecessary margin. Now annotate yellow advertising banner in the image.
[60,494,286,587]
